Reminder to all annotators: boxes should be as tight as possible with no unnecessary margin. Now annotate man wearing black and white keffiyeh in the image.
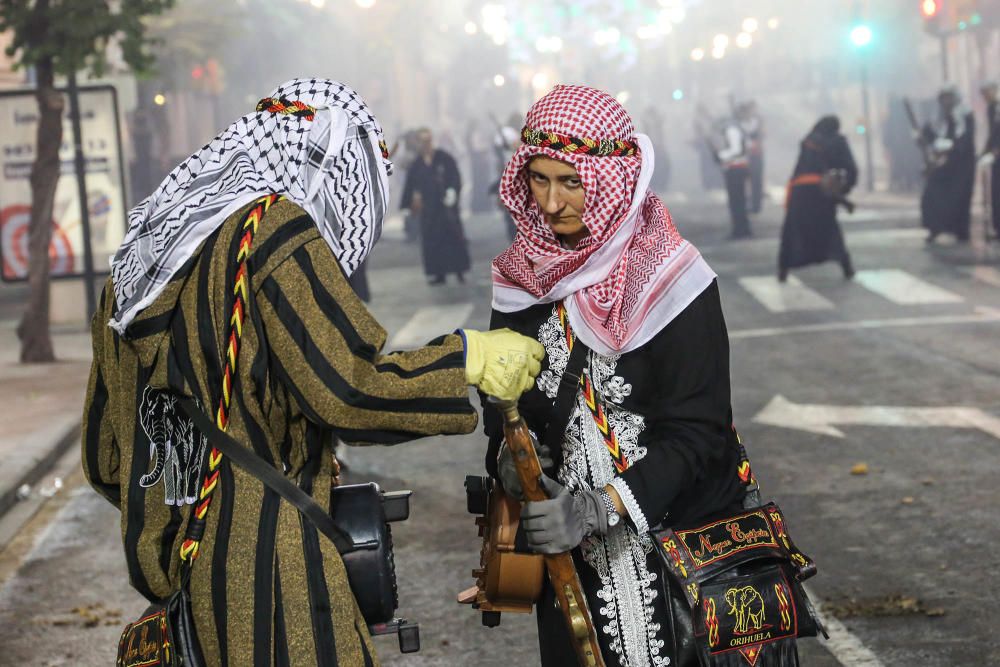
[84,78,544,665]
[110,77,393,332]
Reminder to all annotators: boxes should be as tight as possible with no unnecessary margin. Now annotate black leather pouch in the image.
[116,585,203,667]
[653,503,826,666]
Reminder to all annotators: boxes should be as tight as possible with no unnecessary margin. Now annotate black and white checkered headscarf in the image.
[109,78,392,335]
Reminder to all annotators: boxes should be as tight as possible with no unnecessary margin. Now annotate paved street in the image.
[1,189,999,666]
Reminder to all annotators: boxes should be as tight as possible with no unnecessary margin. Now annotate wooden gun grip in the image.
[493,399,606,667]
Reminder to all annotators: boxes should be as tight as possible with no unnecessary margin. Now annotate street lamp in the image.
[850,22,875,191]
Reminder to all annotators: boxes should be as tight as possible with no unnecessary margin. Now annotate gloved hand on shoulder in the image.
[462,328,544,402]
[520,476,608,554]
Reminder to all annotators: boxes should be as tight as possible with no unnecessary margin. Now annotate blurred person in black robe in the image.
[921,87,976,243]
[980,82,1000,240]
[778,115,857,282]
[401,127,471,284]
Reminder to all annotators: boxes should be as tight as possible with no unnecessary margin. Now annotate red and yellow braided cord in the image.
[557,302,630,473]
[255,96,317,120]
[179,193,283,563]
[522,126,638,157]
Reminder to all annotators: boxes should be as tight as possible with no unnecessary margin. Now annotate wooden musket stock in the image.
[493,399,606,667]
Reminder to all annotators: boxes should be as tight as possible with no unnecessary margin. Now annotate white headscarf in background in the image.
[109,78,392,335]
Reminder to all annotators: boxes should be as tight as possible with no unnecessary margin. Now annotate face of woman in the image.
[526,155,589,248]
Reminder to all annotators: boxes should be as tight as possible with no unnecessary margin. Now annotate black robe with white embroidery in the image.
[481,281,749,667]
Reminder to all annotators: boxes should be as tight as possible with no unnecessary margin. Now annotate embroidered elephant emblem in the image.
[725,586,766,635]
[138,387,208,506]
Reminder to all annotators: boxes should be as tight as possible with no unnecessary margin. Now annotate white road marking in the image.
[804,584,885,667]
[840,207,919,223]
[738,275,834,313]
[844,228,926,246]
[853,269,964,305]
[730,306,1000,339]
[964,265,1000,287]
[388,304,474,350]
[752,394,1000,440]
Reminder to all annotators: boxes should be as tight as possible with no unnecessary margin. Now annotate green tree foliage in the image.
[0,0,174,362]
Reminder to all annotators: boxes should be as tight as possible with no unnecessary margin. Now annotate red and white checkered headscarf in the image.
[492,84,716,355]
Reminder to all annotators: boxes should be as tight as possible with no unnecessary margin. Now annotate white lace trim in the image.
[536,304,666,666]
[610,477,650,535]
[536,310,569,399]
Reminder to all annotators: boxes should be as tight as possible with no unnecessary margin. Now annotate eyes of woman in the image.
[529,173,582,189]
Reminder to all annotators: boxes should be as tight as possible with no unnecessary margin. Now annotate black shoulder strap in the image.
[544,337,589,453]
[177,398,356,555]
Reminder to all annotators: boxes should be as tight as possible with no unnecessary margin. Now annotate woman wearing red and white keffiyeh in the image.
[482,85,753,667]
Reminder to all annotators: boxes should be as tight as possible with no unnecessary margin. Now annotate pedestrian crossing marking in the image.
[840,207,920,223]
[853,269,964,305]
[737,275,834,313]
[389,303,474,350]
[964,266,1000,287]
[845,228,926,246]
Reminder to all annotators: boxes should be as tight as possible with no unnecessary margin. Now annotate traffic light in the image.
[849,23,873,48]
[922,0,997,35]
[190,59,225,95]
[920,0,942,35]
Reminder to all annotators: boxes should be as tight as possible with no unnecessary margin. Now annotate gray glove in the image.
[520,476,608,554]
[497,435,553,501]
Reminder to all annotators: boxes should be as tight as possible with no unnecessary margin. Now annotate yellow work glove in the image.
[462,328,545,401]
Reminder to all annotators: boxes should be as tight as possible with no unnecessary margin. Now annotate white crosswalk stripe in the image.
[388,303,474,350]
[963,266,1000,287]
[737,275,835,313]
[853,269,964,305]
[840,207,920,223]
[844,228,926,246]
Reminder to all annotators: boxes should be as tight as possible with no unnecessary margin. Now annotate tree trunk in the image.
[17,56,63,363]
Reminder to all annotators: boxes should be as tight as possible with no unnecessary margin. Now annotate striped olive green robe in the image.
[82,198,478,666]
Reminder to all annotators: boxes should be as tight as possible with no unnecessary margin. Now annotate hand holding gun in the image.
[490,398,606,667]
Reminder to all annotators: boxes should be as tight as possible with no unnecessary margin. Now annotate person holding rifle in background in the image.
[920,86,976,244]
